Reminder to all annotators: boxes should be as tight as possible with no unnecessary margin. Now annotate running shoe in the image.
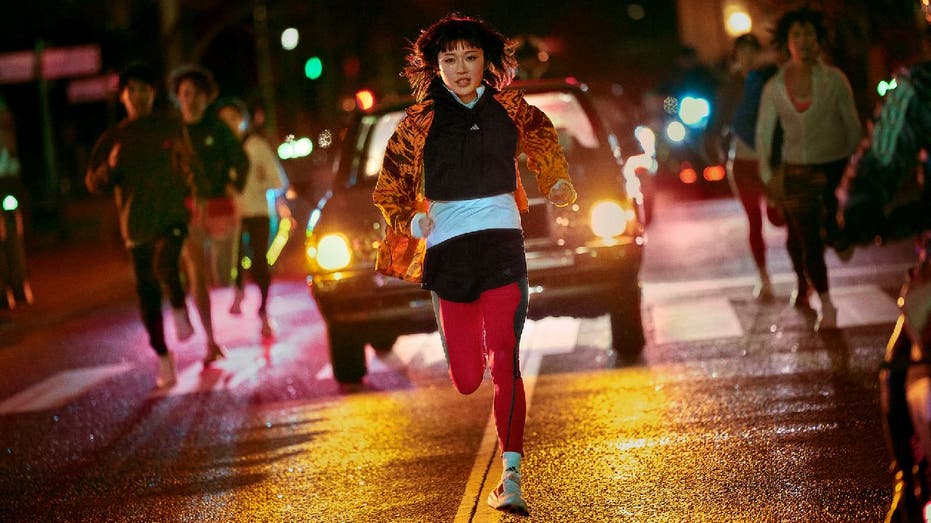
[487,468,529,516]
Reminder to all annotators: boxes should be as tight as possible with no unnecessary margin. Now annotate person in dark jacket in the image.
[707,33,777,301]
[169,65,249,365]
[86,61,203,389]
[842,52,931,243]
[841,24,931,522]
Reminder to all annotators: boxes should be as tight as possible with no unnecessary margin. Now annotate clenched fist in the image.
[548,180,577,208]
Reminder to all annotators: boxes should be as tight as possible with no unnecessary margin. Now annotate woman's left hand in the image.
[548,180,577,207]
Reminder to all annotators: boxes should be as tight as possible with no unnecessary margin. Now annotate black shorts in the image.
[421,229,527,303]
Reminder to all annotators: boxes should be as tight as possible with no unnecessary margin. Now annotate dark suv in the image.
[305,79,646,384]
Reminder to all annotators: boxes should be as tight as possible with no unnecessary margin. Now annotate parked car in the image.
[305,78,646,384]
[641,88,730,199]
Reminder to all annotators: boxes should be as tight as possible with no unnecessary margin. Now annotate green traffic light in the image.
[1,194,17,211]
[304,57,323,80]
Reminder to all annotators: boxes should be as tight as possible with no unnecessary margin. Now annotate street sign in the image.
[0,50,34,84]
[0,44,101,85]
[67,73,118,103]
[42,45,101,80]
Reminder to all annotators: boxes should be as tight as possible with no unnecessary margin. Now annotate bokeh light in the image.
[280,28,299,50]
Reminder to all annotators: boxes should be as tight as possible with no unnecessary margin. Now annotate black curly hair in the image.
[770,6,829,53]
[118,61,158,93]
[168,64,219,101]
[215,97,250,121]
[403,13,518,102]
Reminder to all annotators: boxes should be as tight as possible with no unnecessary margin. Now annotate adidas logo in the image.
[470,123,480,131]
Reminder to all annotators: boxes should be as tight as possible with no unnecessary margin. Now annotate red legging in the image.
[730,158,767,271]
[433,280,528,454]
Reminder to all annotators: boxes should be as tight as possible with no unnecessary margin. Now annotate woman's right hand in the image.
[417,213,435,238]
[108,143,121,169]
[548,180,577,207]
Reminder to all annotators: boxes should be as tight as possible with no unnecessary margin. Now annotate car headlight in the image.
[665,121,686,143]
[590,200,633,239]
[311,233,352,271]
[678,96,710,127]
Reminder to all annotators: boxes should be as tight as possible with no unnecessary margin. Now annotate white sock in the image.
[502,451,521,473]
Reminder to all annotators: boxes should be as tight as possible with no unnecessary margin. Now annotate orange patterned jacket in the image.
[373,88,570,283]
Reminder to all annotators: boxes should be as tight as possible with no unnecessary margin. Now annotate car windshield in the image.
[355,89,599,182]
[523,91,599,151]
[358,110,406,181]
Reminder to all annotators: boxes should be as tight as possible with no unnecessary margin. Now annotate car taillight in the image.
[703,165,726,181]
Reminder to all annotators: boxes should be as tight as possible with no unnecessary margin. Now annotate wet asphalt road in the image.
[0,192,915,522]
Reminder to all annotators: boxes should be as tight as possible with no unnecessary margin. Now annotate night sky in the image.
[0,0,922,208]
[0,1,681,195]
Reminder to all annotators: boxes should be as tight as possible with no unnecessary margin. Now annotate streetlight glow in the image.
[725,12,752,36]
[281,28,299,50]
[723,1,752,38]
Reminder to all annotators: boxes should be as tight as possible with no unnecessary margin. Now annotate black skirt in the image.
[421,228,527,303]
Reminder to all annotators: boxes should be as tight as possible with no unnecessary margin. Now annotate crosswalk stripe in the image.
[643,263,911,304]
[831,284,900,328]
[391,331,446,368]
[0,363,134,415]
[1,284,905,412]
[317,284,904,373]
[520,316,580,355]
[647,284,901,345]
[651,295,744,344]
[150,348,268,398]
[315,316,582,381]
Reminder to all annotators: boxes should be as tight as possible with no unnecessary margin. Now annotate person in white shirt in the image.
[755,7,862,331]
[216,98,288,338]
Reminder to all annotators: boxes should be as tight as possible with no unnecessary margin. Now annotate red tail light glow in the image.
[679,167,698,184]
[703,164,726,181]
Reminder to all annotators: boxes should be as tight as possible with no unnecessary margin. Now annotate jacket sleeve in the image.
[731,65,777,148]
[220,123,250,193]
[510,92,573,200]
[85,130,117,195]
[833,70,863,157]
[171,122,202,197]
[843,69,926,242]
[372,110,427,235]
[755,78,779,184]
[705,73,742,162]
